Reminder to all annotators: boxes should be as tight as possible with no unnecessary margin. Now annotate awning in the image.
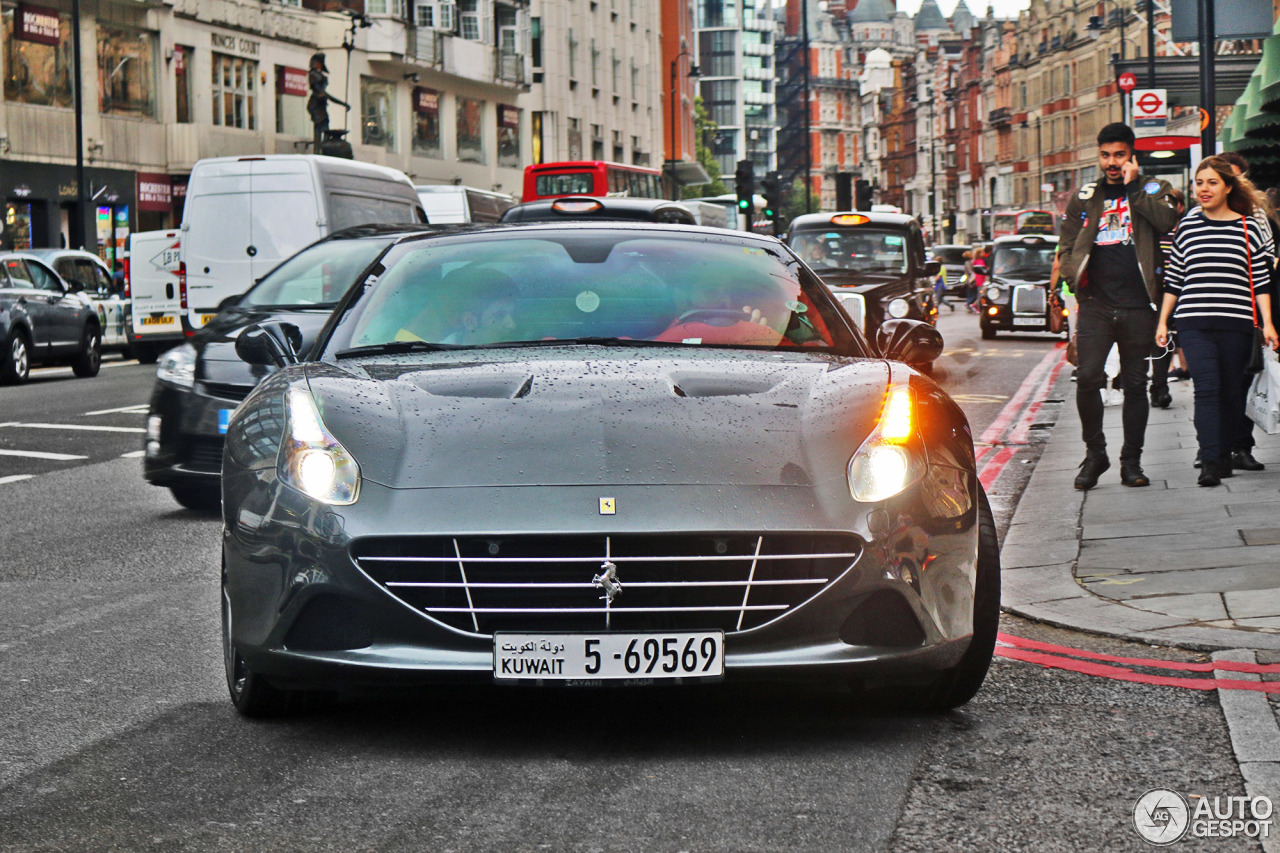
[664,160,712,186]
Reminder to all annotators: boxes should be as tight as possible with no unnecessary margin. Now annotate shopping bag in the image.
[1245,347,1280,434]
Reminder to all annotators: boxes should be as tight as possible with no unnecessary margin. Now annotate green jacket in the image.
[1057,175,1181,304]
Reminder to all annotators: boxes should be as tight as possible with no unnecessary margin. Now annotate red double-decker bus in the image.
[991,209,1056,238]
[523,161,664,202]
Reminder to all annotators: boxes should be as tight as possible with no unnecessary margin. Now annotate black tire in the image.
[981,324,996,340]
[1,331,31,384]
[222,579,297,718]
[134,343,160,365]
[926,487,1001,711]
[169,482,221,513]
[71,326,101,378]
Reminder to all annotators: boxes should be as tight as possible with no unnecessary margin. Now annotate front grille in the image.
[185,435,224,472]
[201,381,254,402]
[352,533,862,636]
[832,292,866,331]
[1012,284,1046,315]
[944,269,966,285]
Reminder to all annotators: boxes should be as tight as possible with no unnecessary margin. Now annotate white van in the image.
[415,185,516,224]
[181,155,424,328]
[124,230,185,363]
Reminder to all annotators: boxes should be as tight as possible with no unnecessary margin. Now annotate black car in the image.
[0,252,101,383]
[218,221,997,718]
[500,196,697,225]
[978,235,1068,339]
[784,212,940,366]
[143,225,431,510]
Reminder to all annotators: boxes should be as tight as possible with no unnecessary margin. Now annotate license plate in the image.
[1013,317,1042,326]
[494,632,724,682]
[200,314,217,325]
[141,315,175,326]
[218,409,233,435]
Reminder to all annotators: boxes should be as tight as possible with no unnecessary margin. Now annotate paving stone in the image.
[1225,477,1280,493]
[1080,528,1245,555]
[1000,564,1088,607]
[999,539,1079,570]
[1003,520,1080,547]
[1009,596,1191,635]
[1139,625,1280,652]
[1240,527,1280,546]
[1225,588,1280,620]
[1077,564,1280,598]
[1083,513,1232,541]
[1121,592,1229,621]
[1077,542,1280,573]
[1232,617,1280,630]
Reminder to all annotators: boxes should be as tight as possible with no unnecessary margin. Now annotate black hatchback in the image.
[143,225,431,510]
[784,212,940,351]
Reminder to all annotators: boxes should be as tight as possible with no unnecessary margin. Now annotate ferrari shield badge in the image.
[599,497,616,515]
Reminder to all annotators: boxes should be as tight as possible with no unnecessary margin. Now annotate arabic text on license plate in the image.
[494,632,724,682]
[141,316,174,326]
[1013,316,1042,326]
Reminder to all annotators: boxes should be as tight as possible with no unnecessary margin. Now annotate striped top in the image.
[1163,212,1275,331]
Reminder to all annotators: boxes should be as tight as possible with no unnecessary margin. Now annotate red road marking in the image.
[996,634,1280,693]
[974,343,1067,485]
[977,344,1064,446]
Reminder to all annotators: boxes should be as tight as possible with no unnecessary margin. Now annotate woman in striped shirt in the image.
[1155,156,1280,486]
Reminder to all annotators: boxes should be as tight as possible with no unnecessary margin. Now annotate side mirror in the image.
[923,260,941,277]
[65,279,84,293]
[877,319,944,367]
[236,322,303,368]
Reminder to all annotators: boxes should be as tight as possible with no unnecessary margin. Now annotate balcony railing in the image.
[496,51,527,86]
[408,26,443,66]
[988,107,1011,126]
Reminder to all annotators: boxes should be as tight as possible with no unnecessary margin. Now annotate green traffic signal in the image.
[764,208,774,217]
[737,198,750,210]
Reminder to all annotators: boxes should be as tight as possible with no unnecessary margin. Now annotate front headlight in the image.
[847,385,924,503]
[985,286,1002,301]
[278,386,360,505]
[887,297,911,318]
[155,343,196,388]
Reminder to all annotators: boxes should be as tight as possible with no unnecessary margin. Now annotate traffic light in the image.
[855,179,873,211]
[734,159,755,215]
[761,171,782,220]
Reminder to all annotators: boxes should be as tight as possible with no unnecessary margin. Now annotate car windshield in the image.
[933,247,969,264]
[790,228,910,274]
[991,245,1056,280]
[240,238,395,308]
[332,231,853,354]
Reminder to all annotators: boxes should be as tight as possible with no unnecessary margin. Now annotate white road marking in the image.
[0,475,35,485]
[0,422,145,434]
[85,404,149,416]
[0,449,88,461]
[119,450,146,458]
[29,360,139,376]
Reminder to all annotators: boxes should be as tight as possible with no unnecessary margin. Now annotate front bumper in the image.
[143,379,252,487]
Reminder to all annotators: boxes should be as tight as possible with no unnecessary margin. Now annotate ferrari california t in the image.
[220,222,997,716]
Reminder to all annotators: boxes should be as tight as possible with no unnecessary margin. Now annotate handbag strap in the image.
[1244,216,1260,328]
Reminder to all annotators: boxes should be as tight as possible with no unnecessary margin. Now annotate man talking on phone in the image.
[1057,122,1181,490]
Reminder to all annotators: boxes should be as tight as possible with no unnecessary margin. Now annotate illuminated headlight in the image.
[155,343,196,389]
[278,386,360,505]
[847,385,923,503]
[887,298,911,319]
[985,286,1002,301]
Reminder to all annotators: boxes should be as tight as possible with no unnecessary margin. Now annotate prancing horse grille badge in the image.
[593,561,622,604]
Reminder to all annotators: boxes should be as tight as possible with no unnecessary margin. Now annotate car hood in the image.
[813,271,907,295]
[304,350,891,489]
[196,307,334,387]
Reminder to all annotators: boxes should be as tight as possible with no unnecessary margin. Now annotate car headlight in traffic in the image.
[886,298,911,319]
[279,386,361,505]
[155,343,196,389]
[985,286,1002,301]
[848,385,924,503]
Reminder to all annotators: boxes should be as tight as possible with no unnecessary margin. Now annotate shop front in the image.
[0,163,135,259]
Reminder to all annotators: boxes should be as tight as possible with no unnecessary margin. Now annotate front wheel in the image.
[71,327,101,377]
[223,577,297,718]
[981,324,996,341]
[1,332,30,384]
[169,482,221,513]
[926,488,1001,711]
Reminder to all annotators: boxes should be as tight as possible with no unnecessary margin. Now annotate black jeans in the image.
[1179,327,1255,465]
[1075,300,1158,460]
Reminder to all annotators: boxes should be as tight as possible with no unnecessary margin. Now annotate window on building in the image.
[459,0,481,40]
[367,0,408,16]
[361,76,396,150]
[498,5,517,54]
[98,26,158,118]
[3,7,74,107]
[591,39,599,87]
[276,65,309,136]
[568,116,582,159]
[212,53,257,129]
[457,96,484,163]
[568,30,577,78]
[174,45,193,123]
[498,104,519,168]
[412,87,442,158]
[530,17,542,66]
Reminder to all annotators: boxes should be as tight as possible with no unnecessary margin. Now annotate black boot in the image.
[1150,387,1172,409]
[1198,461,1223,487]
[1120,458,1150,487]
[1074,454,1110,490]
[1231,450,1265,471]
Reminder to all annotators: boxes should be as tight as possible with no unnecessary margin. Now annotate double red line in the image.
[997,633,1280,693]
[973,343,1069,489]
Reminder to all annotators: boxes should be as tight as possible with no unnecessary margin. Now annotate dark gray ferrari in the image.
[221,222,997,717]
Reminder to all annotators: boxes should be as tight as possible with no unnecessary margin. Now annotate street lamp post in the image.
[668,48,700,201]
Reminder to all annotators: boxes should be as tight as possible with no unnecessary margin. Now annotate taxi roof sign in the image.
[830,213,870,226]
[552,199,604,214]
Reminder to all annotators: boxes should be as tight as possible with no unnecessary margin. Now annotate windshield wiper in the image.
[334,341,462,359]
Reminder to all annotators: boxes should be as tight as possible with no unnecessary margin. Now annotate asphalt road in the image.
[0,320,1261,852]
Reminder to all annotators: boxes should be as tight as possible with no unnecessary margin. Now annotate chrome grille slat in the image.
[352,533,863,636]
[1012,284,1046,315]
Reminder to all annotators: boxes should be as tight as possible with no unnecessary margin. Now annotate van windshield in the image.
[240,238,394,308]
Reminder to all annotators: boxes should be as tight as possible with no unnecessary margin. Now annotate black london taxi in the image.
[784,211,939,342]
[978,234,1068,340]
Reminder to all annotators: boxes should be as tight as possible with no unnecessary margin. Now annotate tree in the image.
[781,178,811,223]
[682,97,728,199]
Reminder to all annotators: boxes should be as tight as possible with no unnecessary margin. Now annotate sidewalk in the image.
[1001,363,1280,653]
